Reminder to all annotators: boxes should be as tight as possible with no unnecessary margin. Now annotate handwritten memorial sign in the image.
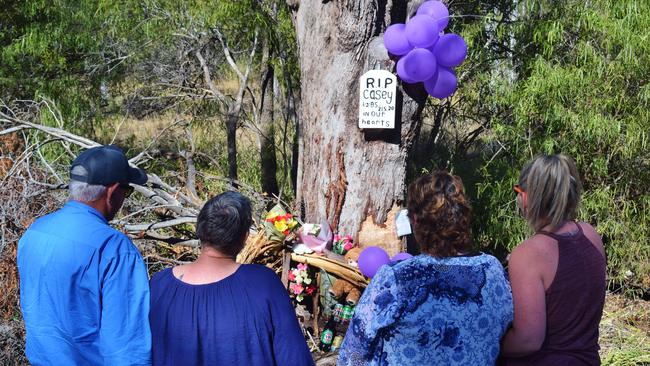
[359,70,396,129]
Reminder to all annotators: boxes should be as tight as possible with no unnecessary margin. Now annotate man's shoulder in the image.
[25,207,63,230]
[100,229,141,257]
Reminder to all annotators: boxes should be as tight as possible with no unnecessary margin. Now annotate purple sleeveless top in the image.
[506,223,606,366]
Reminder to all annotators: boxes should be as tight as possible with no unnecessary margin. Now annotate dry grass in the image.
[96,113,185,147]
[96,112,260,155]
[600,293,650,366]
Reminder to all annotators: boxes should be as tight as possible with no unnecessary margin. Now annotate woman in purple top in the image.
[149,191,314,366]
[501,154,606,365]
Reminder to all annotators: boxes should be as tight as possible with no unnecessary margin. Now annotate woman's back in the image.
[149,264,314,366]
[338,253,513,366]
[505,224,606,365]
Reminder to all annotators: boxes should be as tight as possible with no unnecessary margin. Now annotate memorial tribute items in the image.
[319,316,338,352]
[359,70,397,129]
[358,246,391,278]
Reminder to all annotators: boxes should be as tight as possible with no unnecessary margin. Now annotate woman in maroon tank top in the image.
[500,154,607,365]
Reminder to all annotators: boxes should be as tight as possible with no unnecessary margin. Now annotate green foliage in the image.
[418,0,649,295]
[0,0,151,132]
[1,0,300,197]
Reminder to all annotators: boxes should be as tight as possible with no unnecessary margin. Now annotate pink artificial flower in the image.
[297,263,308,271]
[344,242,353,251]
[291,283,304,295]
[334,234,341,242]
[288,271,296,281]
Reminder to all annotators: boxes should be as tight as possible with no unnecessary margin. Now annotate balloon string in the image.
[406,14,508,21]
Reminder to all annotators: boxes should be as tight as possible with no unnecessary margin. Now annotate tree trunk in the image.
[218,30,258,183]
[259,43,280,196]
[291,0,427,252]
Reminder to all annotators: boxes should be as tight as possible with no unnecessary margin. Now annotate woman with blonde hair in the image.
[338,171,513,365]
[501,154,606,365]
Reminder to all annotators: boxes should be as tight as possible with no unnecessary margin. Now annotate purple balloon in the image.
[433,33,468,68]
[401,48,437,82]
[396,57,418,84]
[405,15,439,48]
[358,246,390,278]
[424,67,457,99]
[391,252,413,263]
[417,0,450,30]
[383,24,413,56]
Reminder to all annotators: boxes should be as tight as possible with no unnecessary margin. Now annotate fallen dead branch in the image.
[1,100,208,247]
[291,253,369,288]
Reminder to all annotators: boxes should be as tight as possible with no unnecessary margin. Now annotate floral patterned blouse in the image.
[337,253,513,366]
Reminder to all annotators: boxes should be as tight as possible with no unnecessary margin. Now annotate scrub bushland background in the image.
[1,0,649,365]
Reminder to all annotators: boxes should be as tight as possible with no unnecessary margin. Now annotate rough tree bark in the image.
[291,0,427,253]
[259,41,280,196]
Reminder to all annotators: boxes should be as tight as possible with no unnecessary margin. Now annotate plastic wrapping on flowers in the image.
[332,234,354,255]
[263,204,300,242]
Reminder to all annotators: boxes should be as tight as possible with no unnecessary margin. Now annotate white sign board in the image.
[358,70,397,129]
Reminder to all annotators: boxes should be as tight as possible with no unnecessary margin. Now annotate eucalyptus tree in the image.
[288,0,429,247]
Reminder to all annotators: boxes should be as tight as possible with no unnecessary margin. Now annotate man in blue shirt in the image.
[18,145,152,365]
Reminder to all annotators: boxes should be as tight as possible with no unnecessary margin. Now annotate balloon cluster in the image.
[358,247,413,278]
[383,0,467,99]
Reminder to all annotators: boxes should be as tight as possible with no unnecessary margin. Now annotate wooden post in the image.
[280,249,292,288]
[313,271,321,340]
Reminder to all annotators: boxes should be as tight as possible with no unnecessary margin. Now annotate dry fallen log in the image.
[236,231,369,289]
[1,101,204,246]
[291,253,369,289]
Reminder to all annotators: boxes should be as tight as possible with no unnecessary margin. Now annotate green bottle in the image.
[320,316,337,352]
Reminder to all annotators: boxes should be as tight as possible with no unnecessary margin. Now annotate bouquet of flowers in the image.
[333,234,354,255]
[288,263,317,303]
[264,204,299,241]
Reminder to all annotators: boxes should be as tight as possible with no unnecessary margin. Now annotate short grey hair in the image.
[69,165,107,202]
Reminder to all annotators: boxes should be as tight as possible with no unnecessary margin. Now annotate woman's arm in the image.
[337,265,401,365]
[501,243,547,356]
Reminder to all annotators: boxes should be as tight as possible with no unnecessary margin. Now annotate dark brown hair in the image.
[407,171,473,257]
[196,191,252,257]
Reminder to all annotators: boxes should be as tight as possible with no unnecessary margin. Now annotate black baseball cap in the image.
[70,145,148,185]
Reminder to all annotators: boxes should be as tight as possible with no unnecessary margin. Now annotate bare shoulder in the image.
[172,264,191,279]
[513,234,556,258]
[509,234,558,275]
[577,222,605,257]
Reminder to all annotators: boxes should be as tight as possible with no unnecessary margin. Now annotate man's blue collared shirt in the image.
[18,200,152,365]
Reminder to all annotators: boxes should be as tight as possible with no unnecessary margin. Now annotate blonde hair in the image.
[519,154,582,231]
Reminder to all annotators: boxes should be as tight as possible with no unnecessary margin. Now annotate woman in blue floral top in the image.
[338,171,513,366]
